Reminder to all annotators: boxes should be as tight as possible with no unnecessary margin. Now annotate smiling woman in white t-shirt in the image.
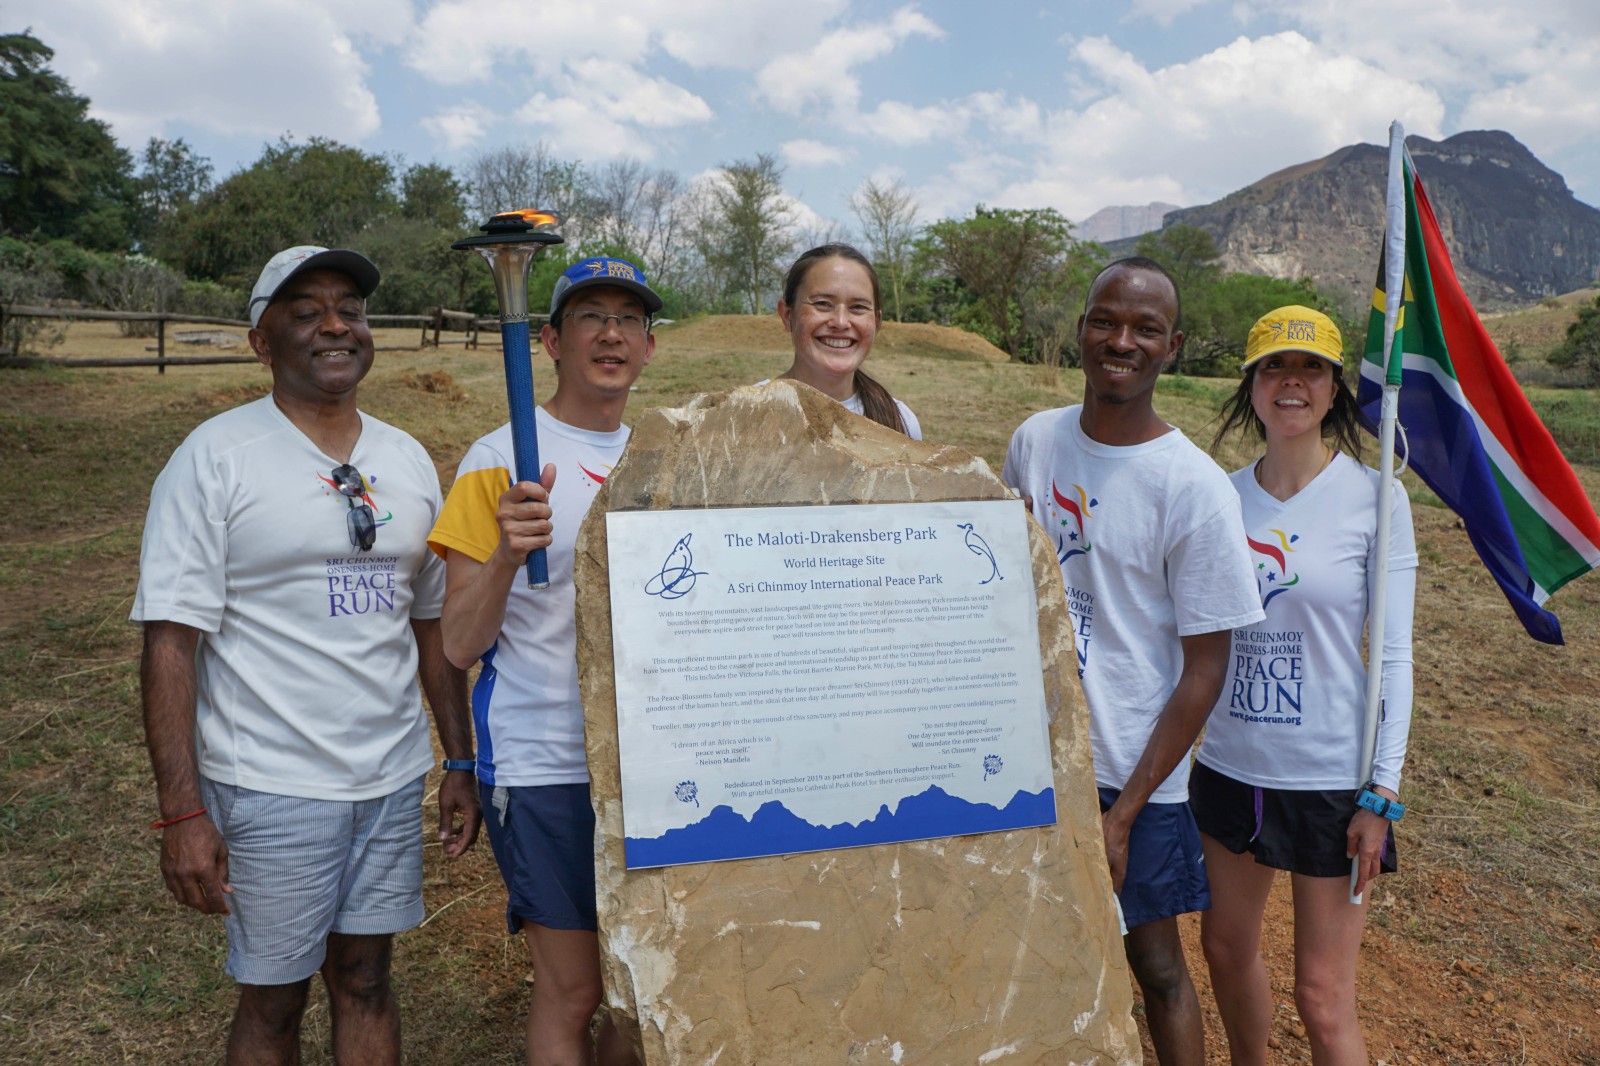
[771,244,921,440]
[1196,305,1417,1065]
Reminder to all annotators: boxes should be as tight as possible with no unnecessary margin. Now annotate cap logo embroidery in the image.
[1285,319,1316,343]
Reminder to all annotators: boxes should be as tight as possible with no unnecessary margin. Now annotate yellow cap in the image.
[1241,305,1343,371]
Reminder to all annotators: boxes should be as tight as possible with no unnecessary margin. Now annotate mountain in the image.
[1075,202,1181,243]
[1156,130,1600,315]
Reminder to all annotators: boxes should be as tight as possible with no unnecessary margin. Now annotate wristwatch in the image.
[1355,782,1405,822]
[442,758,476,773]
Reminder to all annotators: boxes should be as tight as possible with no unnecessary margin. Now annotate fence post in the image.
[157,316,167,375]
[432,308,443,349]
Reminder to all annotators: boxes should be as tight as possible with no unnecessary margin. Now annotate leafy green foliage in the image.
[917,206,1100,364]
[154,137,398,288]
[0,33,135,249]
[1134,225,1352,374]
[702,153,794,315]
[1548,294,1600,385]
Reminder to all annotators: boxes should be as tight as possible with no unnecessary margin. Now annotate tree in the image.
[156,137,397,286]
[707,153,795,314]
[1549,294,1600,384]
[1022,238,1107,372]
[465,143,592,239]
[591,159,689,289]
[848,177,919,321]
[1133,223,1222,300]
[134,137,211,248]
[400,162,466,232]
[918,206,1078,359]
[0,32,135,249]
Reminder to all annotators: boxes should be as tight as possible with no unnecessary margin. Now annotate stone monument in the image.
[574,380,1139,1064]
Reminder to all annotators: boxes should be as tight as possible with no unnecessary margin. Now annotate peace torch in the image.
[453,210,563,589]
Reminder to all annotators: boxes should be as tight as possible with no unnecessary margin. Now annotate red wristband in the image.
[151,807,208,830]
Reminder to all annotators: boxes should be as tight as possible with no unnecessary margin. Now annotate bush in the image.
[88,254,182,336]
[173,279,247,321]
[1547,295,1600,386]
[0,239,65,355]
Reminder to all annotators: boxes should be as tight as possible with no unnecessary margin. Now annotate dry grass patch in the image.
[4,318,1600,1063]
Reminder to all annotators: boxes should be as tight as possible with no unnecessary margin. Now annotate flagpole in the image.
[1351,120,1409,904]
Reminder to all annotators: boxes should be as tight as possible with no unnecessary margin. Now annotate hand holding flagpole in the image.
[454,211,564,590]
[1351,120,1409,905]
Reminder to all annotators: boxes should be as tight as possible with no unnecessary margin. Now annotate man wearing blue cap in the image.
[133,246,480,1065]
[428,256,660,1066]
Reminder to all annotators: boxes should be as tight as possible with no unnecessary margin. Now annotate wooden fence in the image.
[0,305,543,372]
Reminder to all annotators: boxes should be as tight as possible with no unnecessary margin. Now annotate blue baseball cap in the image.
[550,256,663,318]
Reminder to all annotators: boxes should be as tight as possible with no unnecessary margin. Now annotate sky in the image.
[9,0,1600,234]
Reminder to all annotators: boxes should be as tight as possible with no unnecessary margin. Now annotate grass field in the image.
[3,317,1599,1063]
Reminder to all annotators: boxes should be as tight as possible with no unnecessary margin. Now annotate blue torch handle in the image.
[499,318,549,589]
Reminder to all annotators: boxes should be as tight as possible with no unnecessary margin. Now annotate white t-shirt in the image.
[131,396,447,801]
[1003,406,1264,803]
[756,378,922,440]
[1198,453,1418,791]
[842,391,923,441]
[428,408,627,787]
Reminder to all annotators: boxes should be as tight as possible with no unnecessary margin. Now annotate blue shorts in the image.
[1098,786,1210,929]
[481,782,599,933]
[200,775,426,986]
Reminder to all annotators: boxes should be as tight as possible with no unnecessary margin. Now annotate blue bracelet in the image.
[441,758,476,773]
[1355,785,1405,822]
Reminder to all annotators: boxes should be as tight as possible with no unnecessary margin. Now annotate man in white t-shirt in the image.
[133,246,480,1066]
[1003,258,1262,1066]
[430,256,658,1066]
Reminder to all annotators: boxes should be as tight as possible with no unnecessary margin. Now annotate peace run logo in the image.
[1247,529,1303,608]
[578,462,613,488]
[1048,481,1096,563]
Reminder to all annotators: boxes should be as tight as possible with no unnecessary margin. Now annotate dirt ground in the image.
[3,315,1599,1064]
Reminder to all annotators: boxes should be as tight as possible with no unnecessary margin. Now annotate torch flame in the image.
[494,209,560,231]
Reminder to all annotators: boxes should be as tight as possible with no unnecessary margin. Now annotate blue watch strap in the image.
[442,758,476,773]
[1355,786,1404,822]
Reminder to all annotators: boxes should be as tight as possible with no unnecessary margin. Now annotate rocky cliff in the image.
[1160,130,1600,315]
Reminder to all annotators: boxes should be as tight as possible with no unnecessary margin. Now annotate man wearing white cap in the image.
[133,246,480,1065]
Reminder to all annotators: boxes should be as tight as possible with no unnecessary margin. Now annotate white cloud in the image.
[10,0,400,145]
[404,0,850,84]
[994,32,1446,218]
[513,95,648,163]
[1460,46,1600,151]
[562,59,713,129]
[1236,0,1600,93]
[755,5,944,115]
[858,100,965,146]
[405,1,650,84]
[1232,1,1600,163]
[781,140,852,168]
[421,103,494,152]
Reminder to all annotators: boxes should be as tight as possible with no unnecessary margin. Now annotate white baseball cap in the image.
[249,246,380,327]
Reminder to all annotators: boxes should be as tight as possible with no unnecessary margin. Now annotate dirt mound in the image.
[655,314,1009,363]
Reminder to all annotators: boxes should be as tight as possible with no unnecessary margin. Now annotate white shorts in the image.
[200,775,426,985]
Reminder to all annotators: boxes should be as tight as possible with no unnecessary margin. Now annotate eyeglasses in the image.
[564,310,649,336]
[801,298,875,319]
[331,463,377,552]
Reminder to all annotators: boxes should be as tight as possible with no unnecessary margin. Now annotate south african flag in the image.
[1359,148,1600,644]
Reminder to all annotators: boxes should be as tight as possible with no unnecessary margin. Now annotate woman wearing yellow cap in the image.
[1197,306,1417,1064]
